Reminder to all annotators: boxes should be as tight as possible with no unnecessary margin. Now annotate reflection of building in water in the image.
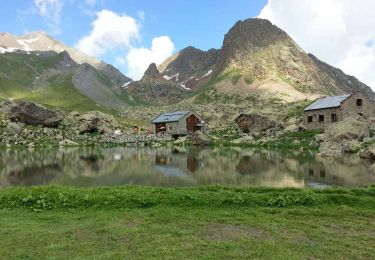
[302,160,375,187]
[154,150,201,176]
[187,154,199,173]
[155,155,172,166]
[305,165,341,186]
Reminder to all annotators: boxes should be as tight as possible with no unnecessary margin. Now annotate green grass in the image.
[193,69,256,105]
[281,100,313,121]
[1,185,374,211]
[0,186,374,259]
[26,74,105,112]
[248,130,324,151]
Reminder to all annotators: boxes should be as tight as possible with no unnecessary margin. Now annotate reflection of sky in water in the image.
[154,165,189,178]
[0,147,374,188]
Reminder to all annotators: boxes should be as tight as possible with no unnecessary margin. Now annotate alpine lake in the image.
[1,146,374,188]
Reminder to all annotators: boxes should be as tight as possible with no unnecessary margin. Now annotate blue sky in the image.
[0,0,267,50]
[0,0,375,87]
[0,0,267,79]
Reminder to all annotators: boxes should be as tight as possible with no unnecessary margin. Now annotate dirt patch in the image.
[215,76,317,102]
[204,223,267,242]
[71,229,90,239]
[126,219,142,229]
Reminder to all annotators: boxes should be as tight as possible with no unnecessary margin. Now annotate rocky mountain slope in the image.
[0,51,131,109]
[124,63,189,105]
[158,46,219,90]
[308,54,375,101]
[160,18,374,104]
[0,32,131,89]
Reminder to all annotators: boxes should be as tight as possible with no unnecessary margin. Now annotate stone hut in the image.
[303,92,375,130]
[151,111,205,137]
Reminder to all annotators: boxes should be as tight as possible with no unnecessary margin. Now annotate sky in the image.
[0,0,374,88]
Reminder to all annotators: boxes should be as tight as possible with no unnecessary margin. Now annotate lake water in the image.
[0,147,374,188]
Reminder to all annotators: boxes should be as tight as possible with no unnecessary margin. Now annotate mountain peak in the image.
[229,18,288,45]
[214,17,297,75]
[142,63,161,79]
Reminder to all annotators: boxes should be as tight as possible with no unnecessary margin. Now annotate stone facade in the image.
[304,92,375,130]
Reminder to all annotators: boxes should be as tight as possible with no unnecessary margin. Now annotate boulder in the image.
[0,99,15,114]
[318,116,370,157]
[6,122,24,135]
[323,116,370,142]
[2,100,64,127]
[359,144,375,161]
[62,111,119,134]
[191,131,213,146]
[235,114,280,134]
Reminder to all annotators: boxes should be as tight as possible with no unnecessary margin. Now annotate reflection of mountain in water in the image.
[236,154,277,175]
[0,147,374,188]
[8,164,60,186]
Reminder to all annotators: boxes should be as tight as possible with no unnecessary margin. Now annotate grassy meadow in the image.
[0,186,374,259]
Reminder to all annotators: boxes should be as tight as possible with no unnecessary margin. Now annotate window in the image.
[358,113,363,117]
[319,115,325,122]
[307,116,313,123]
[357,99,363,106]
[331,114,337,123]
[169,126,173,131]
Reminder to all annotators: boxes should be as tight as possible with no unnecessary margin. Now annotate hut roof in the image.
[304,94,351,111]
[151,111,189,123]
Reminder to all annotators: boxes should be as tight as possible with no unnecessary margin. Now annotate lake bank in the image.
[1,185,374,210]
[0,186,374,259]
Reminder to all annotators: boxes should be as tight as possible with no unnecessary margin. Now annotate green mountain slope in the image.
[0,51,133,112]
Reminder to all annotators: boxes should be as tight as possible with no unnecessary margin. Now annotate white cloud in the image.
[125,36,175,80]
[259,0,375,89]
[77,9,175,80]
[76,10,140,57]
[34,0,63,34]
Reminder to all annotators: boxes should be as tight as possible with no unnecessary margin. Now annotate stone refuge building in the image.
[303,92,375,130]
[151,111,205,137]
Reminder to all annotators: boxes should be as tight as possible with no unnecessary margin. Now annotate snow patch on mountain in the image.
[180,84,191,91]
[197,69,213,81]
[163,73,179,81]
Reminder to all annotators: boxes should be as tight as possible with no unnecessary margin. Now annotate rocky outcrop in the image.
[159,47,219,90]
[309,54,375,101]
[317,116,370,157]
[72,63,128,108]
[1,100,64,127]
[235,114,280,134]
[191,131,213,146]
[125,63,189,105]
[142,63,162,80]
[359,144,375,161]
[62,111,119,134]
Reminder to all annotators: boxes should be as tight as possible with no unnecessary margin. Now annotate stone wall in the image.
[341,92,375,119]
[304,107,342,130]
